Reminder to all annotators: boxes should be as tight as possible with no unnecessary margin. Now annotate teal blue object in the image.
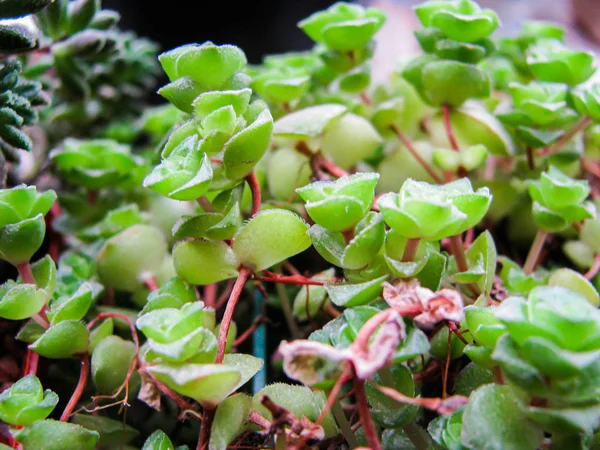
[252,290,267,394]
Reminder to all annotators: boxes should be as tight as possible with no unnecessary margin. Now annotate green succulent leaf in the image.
[13,419,99,450]
[233,209,310,271]
[30,320,89,358]
[462,384,544,450]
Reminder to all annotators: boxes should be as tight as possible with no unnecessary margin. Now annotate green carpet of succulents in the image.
[2,0,600,449]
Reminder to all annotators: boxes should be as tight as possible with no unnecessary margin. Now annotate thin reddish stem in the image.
[233,315,266,348]
[319,155,349,178]
[523,230,548,275]
[246,172,261,217]
[16,262,35,285]
[353,370,381,450]
[23,350,39,376]
[87,313,140,400]
[215,279,235,310]
[449,235,468,273]
[197,407,215,450]
[390,125,444,183]
[216,267,251,363]
[253,271,337,286]
[143,276,159,292]
[197,196,215,213]
[442,105,460,151]
[543,116,592,156]
[318,364,351,426]
[60,355,90,421]
[204,284,217,308]
[402,238,420,262]
[374,384,468,415]
[360,91,372,106]
[585,254,600,280]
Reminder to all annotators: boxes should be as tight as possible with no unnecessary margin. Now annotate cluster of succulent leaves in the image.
[4,0,600,449]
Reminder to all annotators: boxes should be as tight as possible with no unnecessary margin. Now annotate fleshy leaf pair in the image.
[297,172,379,232]
[50,138,139,190]
[379,177,492,240]
[137,302,217,364]
[174,209,311,284]
[0,185,56,265]
[299,2,386,52]
[528,166,596,232]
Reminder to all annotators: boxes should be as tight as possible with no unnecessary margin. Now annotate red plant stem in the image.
[216,267,251,363]
[197,407,215,450]
[464,228,474,248]
[143,276,159,292]
[374,384,468,415]
[449,235,468,273]
[543,116,592,156]
[46,203,62,263]
[23,351,38,376]
[442,104,460,151]
[60,355,90,422]
[442,329,451,398]
[204,284,217,308]
[246,172,262,217]
[360,91,372,106]
[523,230,548,275]
[318,364,351,426]
[390,125,444,183]
[16,262,35,285]
[233,315,265,348]
[196,196,215,213]
[402,238,420,262]
[526,147,535,170]
[352,370,382,450]
[215,279,234,310]
[319,155,349,178]
[583,159,600,179]
[585,254,600,280]
[326,304,342,318]
[253,271,336,286]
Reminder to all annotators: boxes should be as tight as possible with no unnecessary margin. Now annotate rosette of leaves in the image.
[414,0,499,44]
[0,375,58,426]
[404,0,498,106]
[157,42,249,114]
[378,178,491,240]
[528,166,596,232]
[0,60,48,163]
[497,81,578,148]
[249,64,311,107]
[144,135,213,201]
[0,0,53,53]
[492,286,600,434]
[156,85,273,189]
[0,184,56,266]
[496,21,565,79]
[299,2,386,53]
[526,38,595,86]
[296,172,379,232]
[137,302,217,364]
[298,2,385,95]
[413,0,499,65]
[50,138,138,190]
